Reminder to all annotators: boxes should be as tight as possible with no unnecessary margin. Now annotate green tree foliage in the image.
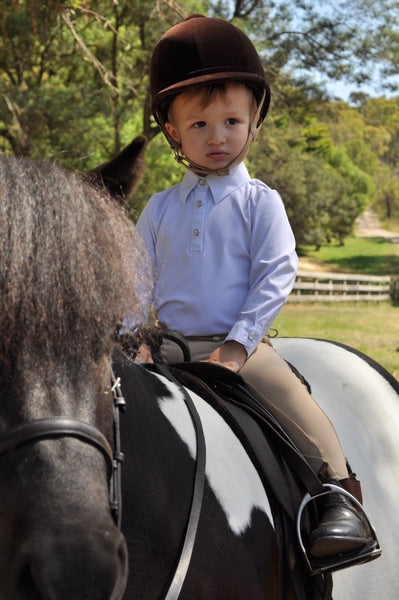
[358,97,399,222]
[0,0,398,244]
[320,97,399,224]
[248,107,373,248]
[0,2,66,157]
[0,0,203,168]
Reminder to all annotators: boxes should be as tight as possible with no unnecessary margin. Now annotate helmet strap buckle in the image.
[173,149,230,177]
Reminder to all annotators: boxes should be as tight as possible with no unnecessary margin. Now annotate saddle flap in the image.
[171,361,333,599]
[171,362,323,518]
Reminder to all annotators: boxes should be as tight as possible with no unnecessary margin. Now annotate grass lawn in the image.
[276,236,399,380]
[299,236,399,276]
[274,303,399,380]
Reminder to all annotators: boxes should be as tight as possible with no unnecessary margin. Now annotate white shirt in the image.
[136,162,298,354]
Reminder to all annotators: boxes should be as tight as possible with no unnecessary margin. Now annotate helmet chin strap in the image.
[173,150,230,176]
[165,90,265,178]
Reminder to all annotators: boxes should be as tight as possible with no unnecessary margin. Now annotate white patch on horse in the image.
[156,375,273,535]
[274,338,399,600]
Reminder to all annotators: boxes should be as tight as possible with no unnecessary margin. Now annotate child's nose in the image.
[208,125,226,144]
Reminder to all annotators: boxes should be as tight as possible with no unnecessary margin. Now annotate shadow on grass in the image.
[324,253,399,276]
[302,237,399,276]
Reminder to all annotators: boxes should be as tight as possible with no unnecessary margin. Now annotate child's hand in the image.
[134,343,154,364]
[203,340,247,373]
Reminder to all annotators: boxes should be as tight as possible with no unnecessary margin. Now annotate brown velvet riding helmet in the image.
[150,14,271,129]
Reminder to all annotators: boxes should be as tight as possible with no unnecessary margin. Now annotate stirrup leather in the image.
[296,483,381,574]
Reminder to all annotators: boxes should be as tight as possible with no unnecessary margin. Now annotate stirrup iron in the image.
[296,483,382,575]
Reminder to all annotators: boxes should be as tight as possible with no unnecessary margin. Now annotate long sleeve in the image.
[225,184,297,354]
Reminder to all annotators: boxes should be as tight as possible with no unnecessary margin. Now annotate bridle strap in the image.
[0,413,125,526]
[0,417,113,467]
[110,372,126,529]
[0,374,125,529]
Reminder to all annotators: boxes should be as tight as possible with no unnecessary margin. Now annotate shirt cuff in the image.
[225,322,265,356]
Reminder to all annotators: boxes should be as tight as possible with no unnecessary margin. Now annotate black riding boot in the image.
[309,479,374,558]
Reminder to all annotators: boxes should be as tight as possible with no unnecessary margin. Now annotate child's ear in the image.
[165,122,180,145]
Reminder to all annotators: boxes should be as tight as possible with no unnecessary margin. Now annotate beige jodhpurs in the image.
[161,337,349,480]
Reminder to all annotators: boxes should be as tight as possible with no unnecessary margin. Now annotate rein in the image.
[150,362,206,600]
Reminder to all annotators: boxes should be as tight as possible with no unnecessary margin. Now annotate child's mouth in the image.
[207,151,228,161]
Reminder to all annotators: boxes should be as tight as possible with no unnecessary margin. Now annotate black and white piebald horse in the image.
[0,138,396,599]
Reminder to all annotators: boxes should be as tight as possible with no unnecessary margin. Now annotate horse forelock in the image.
[0,156,152,374]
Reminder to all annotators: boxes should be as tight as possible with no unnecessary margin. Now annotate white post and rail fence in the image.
[289,270,399,304]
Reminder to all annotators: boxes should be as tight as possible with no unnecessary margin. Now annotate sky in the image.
[279,0,399,103]
[299,69,399,103]
[325,78,399,102]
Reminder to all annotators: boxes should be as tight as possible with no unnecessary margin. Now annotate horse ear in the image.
[87,135,147,205]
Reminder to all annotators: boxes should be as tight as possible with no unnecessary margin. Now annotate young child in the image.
[136,14,374,563]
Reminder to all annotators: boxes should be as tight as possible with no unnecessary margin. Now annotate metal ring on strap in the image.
[296,483,382,574]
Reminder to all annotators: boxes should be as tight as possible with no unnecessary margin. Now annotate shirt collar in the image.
[179,162,250,205]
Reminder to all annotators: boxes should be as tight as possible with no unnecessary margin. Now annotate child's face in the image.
[165,82,255,173]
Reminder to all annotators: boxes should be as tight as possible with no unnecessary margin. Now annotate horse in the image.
[115,327,397,600]
[273,337,399,600]
[0,138,396,599]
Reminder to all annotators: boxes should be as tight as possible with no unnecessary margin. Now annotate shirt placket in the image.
[190,178,209,254]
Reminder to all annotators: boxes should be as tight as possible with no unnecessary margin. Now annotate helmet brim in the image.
[153,71,270,126]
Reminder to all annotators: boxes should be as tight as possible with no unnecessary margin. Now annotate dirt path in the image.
[298,207,399,271]
[354,206,399,245]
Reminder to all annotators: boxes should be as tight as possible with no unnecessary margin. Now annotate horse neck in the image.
[112,351,194,500]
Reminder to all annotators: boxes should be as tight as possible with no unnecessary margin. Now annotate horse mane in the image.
[0,156,153,375]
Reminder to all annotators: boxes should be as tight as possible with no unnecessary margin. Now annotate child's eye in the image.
[193,121,206,128]
[226,118,239,125]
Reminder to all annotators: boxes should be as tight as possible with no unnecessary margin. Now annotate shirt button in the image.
[196,200,202,207]
[199,179,207,186]
[193,229,200,237]
[248,333,255,341]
